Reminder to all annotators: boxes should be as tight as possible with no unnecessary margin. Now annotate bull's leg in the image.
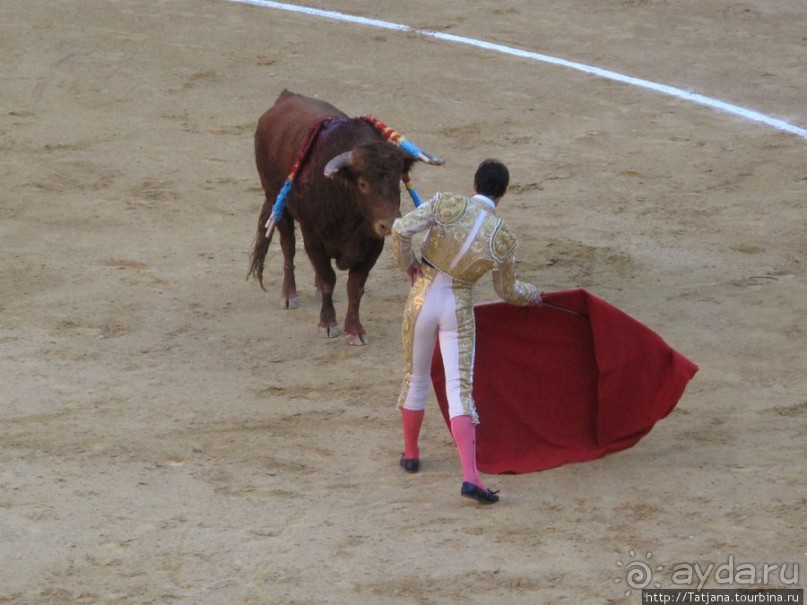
[303,239,340,338]
[344,267,371,346]
[277,214,298,309]
[343,242,383,346]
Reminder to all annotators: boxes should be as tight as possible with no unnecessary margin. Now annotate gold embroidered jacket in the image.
[392,193,539,306]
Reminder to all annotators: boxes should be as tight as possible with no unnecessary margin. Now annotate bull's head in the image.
[324,142,442,237]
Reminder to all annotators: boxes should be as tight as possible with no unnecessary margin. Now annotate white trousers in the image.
[399,270,478,422]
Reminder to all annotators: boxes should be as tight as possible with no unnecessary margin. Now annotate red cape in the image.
[431,289,698,474]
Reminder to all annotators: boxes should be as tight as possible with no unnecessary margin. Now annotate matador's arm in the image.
[492,254,541,306]
[391,198,435,272]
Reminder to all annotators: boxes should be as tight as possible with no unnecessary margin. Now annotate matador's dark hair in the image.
[473,159,509,199]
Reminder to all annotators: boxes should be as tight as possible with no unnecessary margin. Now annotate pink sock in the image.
[450,415,486,490]
[401,408,425,460]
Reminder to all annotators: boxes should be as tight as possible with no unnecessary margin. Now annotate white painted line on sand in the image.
[230,0,807,141]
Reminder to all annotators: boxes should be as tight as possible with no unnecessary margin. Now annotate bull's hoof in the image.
[345,332,369,346]
[318,323,341,338]
[281,296,299,310]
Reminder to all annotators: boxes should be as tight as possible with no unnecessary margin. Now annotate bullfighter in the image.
[392,159,543,504]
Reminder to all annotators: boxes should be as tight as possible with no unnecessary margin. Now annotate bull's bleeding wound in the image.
[361,115,445,207]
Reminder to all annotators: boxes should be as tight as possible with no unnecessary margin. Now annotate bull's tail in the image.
[247,199,274,291]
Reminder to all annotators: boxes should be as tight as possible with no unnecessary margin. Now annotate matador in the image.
[391,159,542,504]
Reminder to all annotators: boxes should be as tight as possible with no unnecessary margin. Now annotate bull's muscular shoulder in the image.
[432,193,468,226]
[491,220,517,263]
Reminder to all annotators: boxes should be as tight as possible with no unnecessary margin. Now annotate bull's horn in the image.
[418,151,445,166]
[324,151,354,177]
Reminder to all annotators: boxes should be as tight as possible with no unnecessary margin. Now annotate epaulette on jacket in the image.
[432,193,468,226]
[491,221,517,263]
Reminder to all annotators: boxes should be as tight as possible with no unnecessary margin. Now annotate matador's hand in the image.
[406,261,424,286]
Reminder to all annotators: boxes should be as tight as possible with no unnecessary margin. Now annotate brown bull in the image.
[249,90,442,345]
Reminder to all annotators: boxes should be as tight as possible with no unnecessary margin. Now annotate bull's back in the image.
[255,90,348,186]
[270,89,347,124]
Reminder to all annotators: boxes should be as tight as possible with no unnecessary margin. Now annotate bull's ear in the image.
[402,156,417,175]
[324,151,354,178]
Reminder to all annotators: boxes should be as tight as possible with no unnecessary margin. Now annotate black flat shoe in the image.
[460,481,500,504]
[399,454,420,473]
